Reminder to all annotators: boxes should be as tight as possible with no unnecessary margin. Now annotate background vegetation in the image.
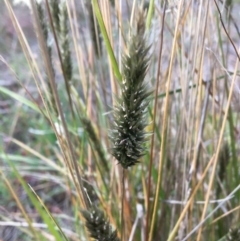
[0,0,240,241]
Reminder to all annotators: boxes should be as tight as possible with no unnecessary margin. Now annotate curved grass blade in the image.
[0,86,42,114]
[4,153,67,241]
[91,0,121,81]
[29,185,69,241]
[146,0,155,29]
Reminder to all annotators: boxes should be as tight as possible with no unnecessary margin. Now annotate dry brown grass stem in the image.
[67,0,88,100]
[167,154,216,241]
[3,0,52,120]
[148,1,184,240]
[188,1,210,236]
[0,170,40,240]
[145,3,166,241]
[211,205,240,226]
[196,23,240,241]
[44,0,75,119]
[30,0,88,209]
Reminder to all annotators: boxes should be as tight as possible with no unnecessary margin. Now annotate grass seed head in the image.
[109,8,151,169]
[81,206,120,241]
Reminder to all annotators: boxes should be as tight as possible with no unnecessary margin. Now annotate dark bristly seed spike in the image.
[36,1,58,116]
[109,8,151,169]
[60,2,72,82]
[226,227,240,241]
[50,0,60,34]
[81,206,120,241]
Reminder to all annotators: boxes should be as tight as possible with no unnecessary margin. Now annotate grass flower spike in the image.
[81,206,120,241]
[110,9,151,169]
[227,227,240,241]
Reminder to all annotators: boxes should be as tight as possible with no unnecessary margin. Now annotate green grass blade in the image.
[29,186,69,241]
[146,0,155,29]
[91,0,121,80]
[0,86,42,114]
[4,154,67,241]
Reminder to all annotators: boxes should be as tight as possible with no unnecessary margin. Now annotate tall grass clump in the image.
[1,0,240,241]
